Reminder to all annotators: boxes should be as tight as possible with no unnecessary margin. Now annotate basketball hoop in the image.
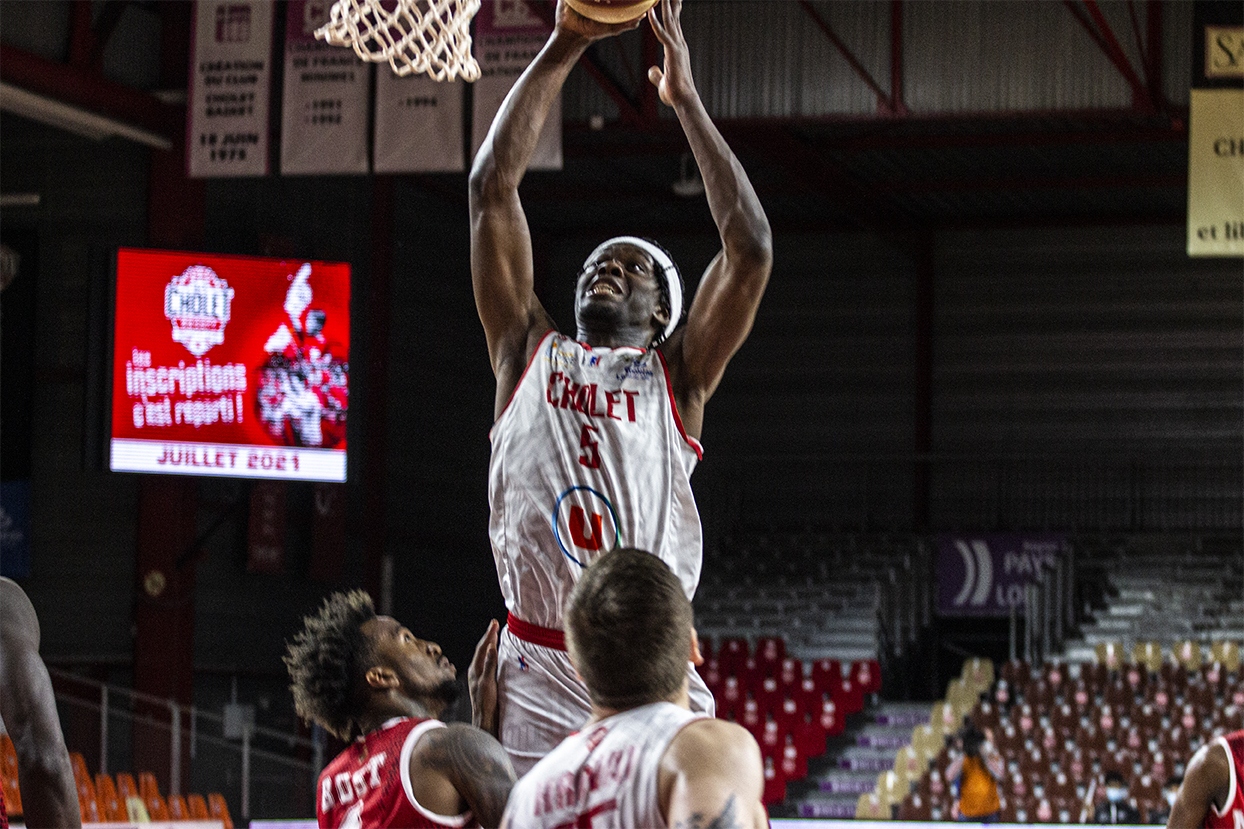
[316,0,482,82]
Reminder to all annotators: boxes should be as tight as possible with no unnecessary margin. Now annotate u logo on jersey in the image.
[552,486,620,567]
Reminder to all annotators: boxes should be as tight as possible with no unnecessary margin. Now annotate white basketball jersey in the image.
[503,702,704,829]
[489,331,703,627]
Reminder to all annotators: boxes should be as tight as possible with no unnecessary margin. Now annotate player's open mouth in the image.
[586,280,622,298]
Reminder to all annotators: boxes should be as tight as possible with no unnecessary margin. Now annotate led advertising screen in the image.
[111,248,350,482]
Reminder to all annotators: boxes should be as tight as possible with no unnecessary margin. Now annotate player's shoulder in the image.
[663,717,762,775]
[1186,735,1233,784]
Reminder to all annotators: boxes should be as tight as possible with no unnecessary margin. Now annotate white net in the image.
[316,0,482,82]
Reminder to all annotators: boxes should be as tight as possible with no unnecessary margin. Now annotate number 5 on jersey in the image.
[579,423,601,469]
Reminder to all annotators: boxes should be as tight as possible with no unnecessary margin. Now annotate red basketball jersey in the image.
[1206,730,1244,829]
[317,717,476,829]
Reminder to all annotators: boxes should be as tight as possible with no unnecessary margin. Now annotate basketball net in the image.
[316,0,482,82]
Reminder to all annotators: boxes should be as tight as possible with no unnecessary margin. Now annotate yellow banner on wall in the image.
[1187,88,1244,257]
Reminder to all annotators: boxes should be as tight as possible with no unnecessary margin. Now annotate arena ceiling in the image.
[0,0,1191,232]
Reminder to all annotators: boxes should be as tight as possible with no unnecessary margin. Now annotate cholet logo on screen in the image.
[163,265,235,357]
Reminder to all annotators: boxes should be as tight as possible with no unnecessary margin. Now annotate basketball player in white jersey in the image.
[502,548,767,828]
[469,0,772,774]
[284,591,515,828]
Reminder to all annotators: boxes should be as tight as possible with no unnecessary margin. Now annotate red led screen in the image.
[111,248,350,481]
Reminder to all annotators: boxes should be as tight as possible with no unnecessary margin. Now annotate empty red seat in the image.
[852,658,882,695]
[811,658,842,695]
[774,695,802,734]
[758,717,783,760]
[762,756,787,806]
[755,636,785,668]
[718,637,749,674]
[780,737,807,780]
[795,711,828,758]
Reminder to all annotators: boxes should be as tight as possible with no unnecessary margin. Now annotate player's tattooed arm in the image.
[673,794,743,829]
[661,720,769,829]
[412,723,517,829]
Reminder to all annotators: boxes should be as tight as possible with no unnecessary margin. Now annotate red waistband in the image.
[506,612,566,651]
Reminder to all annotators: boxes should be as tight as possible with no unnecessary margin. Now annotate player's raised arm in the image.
[469,1,641,414]
[408,722,517,829]
[1166,739,1230,828]
[648,0,772,431]
[0,579,81,829]
[659,719,769,829]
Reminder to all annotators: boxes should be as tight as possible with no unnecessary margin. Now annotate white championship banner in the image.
[111,438,346,482]
[471,0,561,170]
[374,70,465,173]
[280,0,370,175]
[187,0,275,178]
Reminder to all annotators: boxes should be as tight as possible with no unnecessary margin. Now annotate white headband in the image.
[584,236,683,345]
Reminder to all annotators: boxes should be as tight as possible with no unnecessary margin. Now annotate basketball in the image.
[565,0,659,25]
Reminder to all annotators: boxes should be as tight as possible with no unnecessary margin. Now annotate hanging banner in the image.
[280,0,371,175]
[936,534,1065,618]
[1187,2,1243,257]
[374,71,465,173]
[188,0,275,178]
[247,480,286,573]
[471,0,561,170]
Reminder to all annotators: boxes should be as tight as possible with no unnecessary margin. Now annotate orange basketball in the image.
[565,0,659,25]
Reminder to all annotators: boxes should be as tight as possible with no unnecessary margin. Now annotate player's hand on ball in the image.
[647,0,694,107]
[555,0,642,42]
[469,618,501,736]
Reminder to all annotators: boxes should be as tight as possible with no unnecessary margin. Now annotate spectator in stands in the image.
[1094,769,1142,825]
[946,720,1004,823]
[1147,775,1181,825]
[284,591,515,828]
[0,578,80,829]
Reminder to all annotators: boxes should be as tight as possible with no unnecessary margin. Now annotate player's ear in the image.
[365,665,399,690]
[689,627,704,667]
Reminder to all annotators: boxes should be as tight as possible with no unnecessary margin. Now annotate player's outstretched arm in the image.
[409,722,517,829]
[648,0,772,431]
[0,578,81,829]
[659,719,769,829]
[1167,739,1230,828]
[469,1,640,415]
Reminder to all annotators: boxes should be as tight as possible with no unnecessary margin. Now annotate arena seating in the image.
[882,648,1242,823]
[0,744,236,828]
[692,533,926,810]
[1062,539,1244,663]
[696,634,882,806]
[695,532,925,667]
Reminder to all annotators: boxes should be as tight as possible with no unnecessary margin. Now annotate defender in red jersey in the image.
[0,578,80,829]
[1168,730,1244,829]
[285,591,515,828]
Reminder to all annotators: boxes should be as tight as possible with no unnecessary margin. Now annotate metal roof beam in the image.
[1064,0,1152,112]
[799,0,898,116]
[0,43,176,140]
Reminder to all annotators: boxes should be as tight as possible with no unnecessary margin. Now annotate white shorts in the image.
[497,625,716,777]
